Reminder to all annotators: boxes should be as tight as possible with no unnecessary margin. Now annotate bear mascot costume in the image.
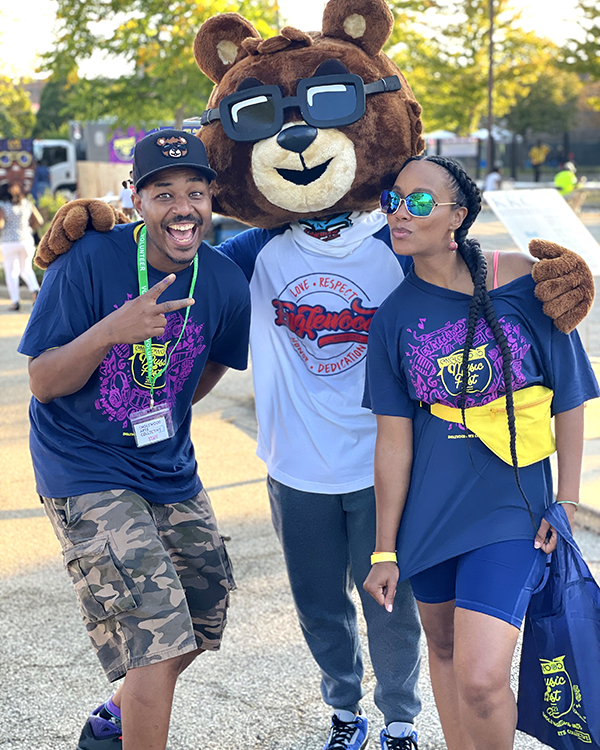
[34,1,595,749]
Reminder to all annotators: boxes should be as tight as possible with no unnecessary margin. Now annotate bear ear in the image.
[194,13,261,83]
[322,0,394,57]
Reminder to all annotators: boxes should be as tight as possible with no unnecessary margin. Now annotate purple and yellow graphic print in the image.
[95,302,206,432]
[406,316,531,408]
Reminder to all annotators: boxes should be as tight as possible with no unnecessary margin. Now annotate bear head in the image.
[194,0,424,228]
[156,136,189,159]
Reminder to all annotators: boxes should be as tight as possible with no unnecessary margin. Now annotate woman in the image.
[0,183,43,311]
[363,155,599,750]
[119,179,135,219]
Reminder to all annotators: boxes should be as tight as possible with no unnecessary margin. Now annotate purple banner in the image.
[109,127,147,163]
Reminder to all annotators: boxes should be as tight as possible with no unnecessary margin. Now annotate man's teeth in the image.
[167,223,197,242]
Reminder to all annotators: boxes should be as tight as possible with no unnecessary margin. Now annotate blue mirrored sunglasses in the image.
[380,189,457,217]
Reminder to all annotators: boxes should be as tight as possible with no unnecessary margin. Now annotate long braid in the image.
[398,155,534,525]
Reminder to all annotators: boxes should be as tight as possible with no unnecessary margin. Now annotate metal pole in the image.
[487,0,494,173]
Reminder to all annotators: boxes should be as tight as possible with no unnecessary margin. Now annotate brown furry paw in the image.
[35,199,132,269]
[530,239,595,334]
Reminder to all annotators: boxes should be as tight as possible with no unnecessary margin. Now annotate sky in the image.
[0,0,586,80]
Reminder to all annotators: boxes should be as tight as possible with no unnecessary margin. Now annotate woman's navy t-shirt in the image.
[363,269,599,581]
[18,223,251,504]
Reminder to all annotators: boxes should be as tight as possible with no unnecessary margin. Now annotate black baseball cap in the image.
[132,128,217,190]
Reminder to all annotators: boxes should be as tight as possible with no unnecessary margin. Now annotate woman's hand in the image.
[364,562,399,612]
[534,502,577,553]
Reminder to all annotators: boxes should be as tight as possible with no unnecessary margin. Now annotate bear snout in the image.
[277,125,319,154]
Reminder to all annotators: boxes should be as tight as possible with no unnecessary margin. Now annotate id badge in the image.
[130,404,175,447]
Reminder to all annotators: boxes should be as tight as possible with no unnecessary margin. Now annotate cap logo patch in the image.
[156,136,188,159]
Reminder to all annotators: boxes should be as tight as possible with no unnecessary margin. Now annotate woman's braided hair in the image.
[398,154,533,523]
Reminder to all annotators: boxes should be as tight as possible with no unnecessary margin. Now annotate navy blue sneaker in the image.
[380,726,418,750]
[76,704,122,749]
[323,711,368,750]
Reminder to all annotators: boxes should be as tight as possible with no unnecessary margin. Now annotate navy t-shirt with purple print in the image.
[19,223,250,504]
[363,269,599,581]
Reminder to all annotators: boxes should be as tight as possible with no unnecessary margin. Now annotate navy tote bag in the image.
[517,503,600,749]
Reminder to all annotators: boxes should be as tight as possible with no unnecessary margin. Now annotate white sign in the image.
[440,138,479,158]
[483,189,600,276]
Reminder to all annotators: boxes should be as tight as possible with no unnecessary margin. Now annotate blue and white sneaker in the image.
[380,725,418,750]
[76,704,122,749]
[323,710,368,750]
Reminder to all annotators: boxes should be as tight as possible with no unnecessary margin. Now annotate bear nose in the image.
[277,124,318,153]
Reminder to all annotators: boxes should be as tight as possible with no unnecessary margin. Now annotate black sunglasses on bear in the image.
[200,73,402,143]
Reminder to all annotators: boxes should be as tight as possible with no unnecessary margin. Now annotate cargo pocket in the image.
[218,536,236,593]
[63,535,139,623]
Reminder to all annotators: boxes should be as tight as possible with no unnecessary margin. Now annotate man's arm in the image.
[192,361,229,404]
[29,275,194,403]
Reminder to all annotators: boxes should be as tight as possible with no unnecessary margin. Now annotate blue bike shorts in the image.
[409,539,547,628]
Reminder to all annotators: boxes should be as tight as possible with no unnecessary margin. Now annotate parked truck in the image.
[34,139,78,195]
[1,136,128,201]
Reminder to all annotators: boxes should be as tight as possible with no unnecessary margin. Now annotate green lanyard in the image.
[137,225,198,407]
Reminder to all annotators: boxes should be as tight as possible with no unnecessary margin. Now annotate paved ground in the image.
[1,211,600,749]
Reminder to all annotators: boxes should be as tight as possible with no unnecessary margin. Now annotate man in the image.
[554,161,578,197]
[554,161,587,214]
[18,129,251,750]
[483,166,502,192]
[217,215,421,750]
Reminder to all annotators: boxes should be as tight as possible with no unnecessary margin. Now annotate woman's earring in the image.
[449,231,458,252]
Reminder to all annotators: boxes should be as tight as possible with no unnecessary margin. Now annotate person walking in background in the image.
[554,161,578,197]
[483,166,501,192]
[554,162,586,214]
[363,155,599,750]
[0,183,42,311]
[119,179,135,220]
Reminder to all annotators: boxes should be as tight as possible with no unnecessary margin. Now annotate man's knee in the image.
[126,648,202,685]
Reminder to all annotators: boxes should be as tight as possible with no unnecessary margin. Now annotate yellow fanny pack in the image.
[425,385,556,467]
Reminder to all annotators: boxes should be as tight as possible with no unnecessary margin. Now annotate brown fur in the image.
[35,200,130,269]
[530,239,595,333]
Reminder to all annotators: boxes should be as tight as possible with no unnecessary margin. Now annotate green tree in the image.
[390,0,560,135]
[0,76,36,138]
[561,0,600,80]
[503,64,582,136]
[561,1,600,110]
[33,76,76,139]
[42,0,280,130]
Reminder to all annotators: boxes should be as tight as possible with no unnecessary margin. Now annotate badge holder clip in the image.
[130,403,175,447]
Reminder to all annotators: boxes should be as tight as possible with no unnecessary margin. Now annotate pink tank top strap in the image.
[493,250,500,290]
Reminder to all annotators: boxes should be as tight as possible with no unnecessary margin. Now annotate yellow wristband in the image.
[370,551,397,564]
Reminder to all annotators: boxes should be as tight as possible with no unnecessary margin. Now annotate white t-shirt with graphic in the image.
[218,211,407,493]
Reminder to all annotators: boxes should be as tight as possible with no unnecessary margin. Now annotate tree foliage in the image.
[33,76,76,139]
[42,0,280,129]
[0,77,35,138]
[390,0,565,135]
[503,64,582,136]
[561,0,600,80]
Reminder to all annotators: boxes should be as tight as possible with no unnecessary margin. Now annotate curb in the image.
[574,503,600,534]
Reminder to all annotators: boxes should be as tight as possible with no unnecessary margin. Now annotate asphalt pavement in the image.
[1,211,600,749]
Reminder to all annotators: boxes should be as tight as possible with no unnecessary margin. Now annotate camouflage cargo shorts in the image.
[42,488,235,682]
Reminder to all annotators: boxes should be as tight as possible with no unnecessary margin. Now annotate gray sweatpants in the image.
[267,477,421,725]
